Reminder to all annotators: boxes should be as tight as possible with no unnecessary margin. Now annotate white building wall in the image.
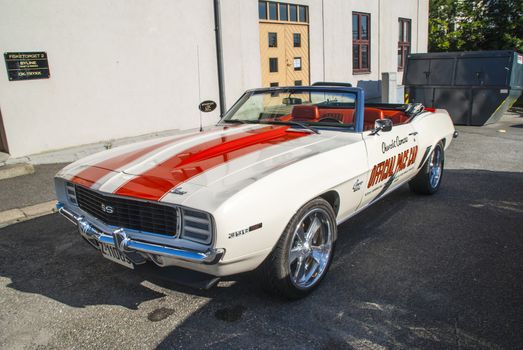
[380,0,429,85]
[321,0,428,97]
[0,0,221,157]
[0,0,429,158]
[220,0,263,109]
[417,0,430,54]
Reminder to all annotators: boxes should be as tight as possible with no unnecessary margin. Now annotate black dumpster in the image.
[403,50,523,125]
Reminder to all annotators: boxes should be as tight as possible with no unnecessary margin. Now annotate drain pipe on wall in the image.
[322,0,325,81]
[213,0,226,115]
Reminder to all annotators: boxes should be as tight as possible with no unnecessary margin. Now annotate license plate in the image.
[99,242,134,269]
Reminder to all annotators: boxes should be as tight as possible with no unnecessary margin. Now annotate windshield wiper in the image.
[225,119,319,134]
[223,119,247,124]
[260,120,319,134]
[287,121,320,134]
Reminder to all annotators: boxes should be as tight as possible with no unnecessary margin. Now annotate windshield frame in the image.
[218,86,365,132]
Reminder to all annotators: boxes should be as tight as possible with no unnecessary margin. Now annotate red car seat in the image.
[363,108,385,130]
[291,105,320,121]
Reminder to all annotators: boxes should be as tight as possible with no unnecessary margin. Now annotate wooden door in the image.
[0,108,8,154]
[283,24,309,87]
[260,22,309,87]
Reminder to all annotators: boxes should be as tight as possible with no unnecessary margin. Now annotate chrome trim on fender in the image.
[57,203,224,265]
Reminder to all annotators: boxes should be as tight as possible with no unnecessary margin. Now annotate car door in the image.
[360,122,419,206]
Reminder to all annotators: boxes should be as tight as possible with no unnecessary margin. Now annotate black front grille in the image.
[75,185,177,236]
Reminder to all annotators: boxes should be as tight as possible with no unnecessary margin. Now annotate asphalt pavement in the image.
[0,112,522,349]
[0,163,67,211]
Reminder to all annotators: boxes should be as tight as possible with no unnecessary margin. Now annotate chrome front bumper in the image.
[57,203,224,265]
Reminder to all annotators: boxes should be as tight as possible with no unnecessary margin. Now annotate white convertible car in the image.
[55,84,456,299]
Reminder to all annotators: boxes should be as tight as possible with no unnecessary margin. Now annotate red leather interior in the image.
[318,109,354,124]
[282,105,409,129]
[363,108,384,130]
[291,105,320,121]
[382,110,410,125]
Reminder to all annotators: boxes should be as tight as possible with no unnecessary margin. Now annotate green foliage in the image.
[429,0,523,52]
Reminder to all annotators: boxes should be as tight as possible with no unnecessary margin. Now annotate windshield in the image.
[222,88,357,131]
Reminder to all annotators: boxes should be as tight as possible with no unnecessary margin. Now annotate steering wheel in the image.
[318,117,342,124]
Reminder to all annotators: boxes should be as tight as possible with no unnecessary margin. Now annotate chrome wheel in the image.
[429,146,443,188]
[288,208,333,289]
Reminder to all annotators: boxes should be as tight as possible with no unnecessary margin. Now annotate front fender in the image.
[207,140,368,266]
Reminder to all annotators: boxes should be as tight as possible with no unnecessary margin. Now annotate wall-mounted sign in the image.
[199,100,217,113]
[293,57,302,70]
[4,52,50,81]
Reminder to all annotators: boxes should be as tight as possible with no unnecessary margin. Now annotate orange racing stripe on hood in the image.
[70,137,190,188]
[113,125,309,201]
[70,126,248,188]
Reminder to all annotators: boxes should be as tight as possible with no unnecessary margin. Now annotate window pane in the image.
[299,6,307,22]
[399,20,403,41]
[293,33,301,47]
[279,4,288,21]
[361,45,369,69]
[290,5,297,21]
[270,82,279,96]
[398,47,403,67]
[268,2,278,20]
[405,21,411,42]
[361,15,368,40]
[352,14,359,40]
[294,57,302,71]
[269,57,278,72]
[268,32,277,47]
[353,44,359,69]
[259,1,267,20]
[294,80,302,86]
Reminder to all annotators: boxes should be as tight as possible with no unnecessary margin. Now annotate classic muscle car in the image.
[55,85,456,299]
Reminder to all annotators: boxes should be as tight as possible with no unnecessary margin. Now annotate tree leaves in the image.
[429,0,523,52]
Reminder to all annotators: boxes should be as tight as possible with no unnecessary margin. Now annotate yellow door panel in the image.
[284,24,309,86]
[260,21,309,87]
[260,23,286,87]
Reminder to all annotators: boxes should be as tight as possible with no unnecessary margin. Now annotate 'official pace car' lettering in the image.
[367,145,418,188]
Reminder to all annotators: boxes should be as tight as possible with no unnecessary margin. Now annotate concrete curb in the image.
[0,163,35,180]
[0,200,57,228]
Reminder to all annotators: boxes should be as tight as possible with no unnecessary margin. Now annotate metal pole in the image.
[213,0,226,115]
[322,0,325,81]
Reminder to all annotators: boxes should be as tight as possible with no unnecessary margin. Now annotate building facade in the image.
[0,0,428,158]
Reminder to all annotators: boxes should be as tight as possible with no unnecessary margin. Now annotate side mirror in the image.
[199,100,217,113]
[371,118,393,135]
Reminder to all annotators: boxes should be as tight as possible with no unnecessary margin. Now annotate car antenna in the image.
[197,45,203,132]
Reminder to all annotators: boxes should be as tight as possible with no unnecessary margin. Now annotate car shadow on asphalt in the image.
[155,169,523,349]
[0,169,522,349]
[0,214,167,309]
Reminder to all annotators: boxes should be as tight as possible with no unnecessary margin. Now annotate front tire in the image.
[259,198,337,300]
[409,141,444,195]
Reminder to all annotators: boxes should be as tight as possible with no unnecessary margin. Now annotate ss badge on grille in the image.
[101,203,114,214]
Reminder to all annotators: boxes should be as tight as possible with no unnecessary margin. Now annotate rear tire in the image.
[409,141,444,195]
[259,198,337,300]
